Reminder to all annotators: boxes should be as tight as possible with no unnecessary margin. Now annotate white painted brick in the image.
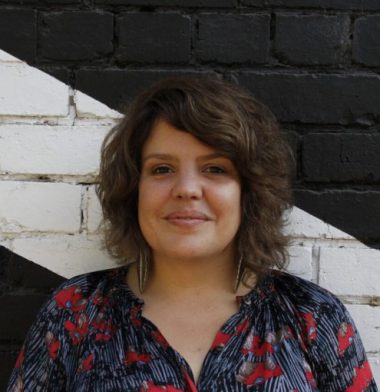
[0,63,69,116]
[0,124,108,176]
[286,245,313,280]
[0,238,12,249]
[0,49,22,62]
[346,304,380,353]
[13,234,118,278]
[74,90,122,120]
[0,181,81,232]
[86,185,103,233]
[285,207,353,240]
[368,357,380,387]
[319,247,380,296]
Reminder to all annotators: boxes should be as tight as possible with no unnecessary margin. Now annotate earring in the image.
[234,256,244,293]
[137,250,148,293]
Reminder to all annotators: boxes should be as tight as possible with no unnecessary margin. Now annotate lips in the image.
[164,210,210,227]
[165,211,209,220]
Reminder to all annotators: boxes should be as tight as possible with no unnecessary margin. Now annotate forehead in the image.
[142,118,216,157]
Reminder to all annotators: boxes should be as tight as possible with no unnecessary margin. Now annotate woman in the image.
[7,77,377,391]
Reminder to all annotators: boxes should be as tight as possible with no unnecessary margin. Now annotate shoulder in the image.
[267,270,346,314]
[31,265,131,333]
[264,271,367,359]
[6,266,131,389]
[262,274,376,389]
[45,265,136,325]
[53,266,127,309]
[262,271,355,346]
[20,266,131,362]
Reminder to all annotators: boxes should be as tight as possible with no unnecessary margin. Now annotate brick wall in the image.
[0,0,379,387]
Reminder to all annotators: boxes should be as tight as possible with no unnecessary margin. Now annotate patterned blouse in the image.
[7,266,378,392]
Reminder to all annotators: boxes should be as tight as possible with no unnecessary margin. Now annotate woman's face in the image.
[138,118,241,263]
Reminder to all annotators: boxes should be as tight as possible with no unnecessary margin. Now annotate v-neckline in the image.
[112,264,274,389]
[139,304,248,388]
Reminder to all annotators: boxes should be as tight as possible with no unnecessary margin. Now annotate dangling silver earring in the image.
[234,256,244,293]
[137,250,148,293]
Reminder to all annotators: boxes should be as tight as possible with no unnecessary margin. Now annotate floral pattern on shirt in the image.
[7,267,378,392]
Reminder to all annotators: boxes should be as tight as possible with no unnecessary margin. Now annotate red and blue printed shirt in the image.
[7,267,378,391]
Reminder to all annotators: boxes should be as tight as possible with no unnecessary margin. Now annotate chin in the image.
[157,245,230,262]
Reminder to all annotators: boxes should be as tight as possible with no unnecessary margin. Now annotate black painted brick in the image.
[303,134,380,182]
[38,66,71,86]
[0,9,36,62]
[39,11,113,61]
[0,293,49,340]
[237,72,380,125]
[242,0,380,9]
[117,13,191,63]
[0,246,64,291]
[196,14,270,64]
[295,190,380,242]
[40,0,81,2]
[95,0,236,6]
[0,0,37,3]
[353,15,380,67]
[7,259,64,291]
[76,69,216,111]
[282,130,298,166]
[4,0,80,2]
[275,14,350,65]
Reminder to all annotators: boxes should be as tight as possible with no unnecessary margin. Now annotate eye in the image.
[152,165,173,175]
[204,165,226,174]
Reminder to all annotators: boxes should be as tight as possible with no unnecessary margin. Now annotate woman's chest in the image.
[143,309,236,384]
[65,318,319,392]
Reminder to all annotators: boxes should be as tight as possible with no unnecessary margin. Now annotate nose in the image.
[171,171,203,200]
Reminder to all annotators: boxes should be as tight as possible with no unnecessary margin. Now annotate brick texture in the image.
[0,124,108,176]
[76,69,215,110]
[1,0,380,388]
[39,11,113,61]
[117,13,191,63]
[346,305,380,352]
[196,14,270,64]
[319,247,380,296]
[1,247,64,291]
[12,236,115,278]
[0,293,51,340]
[0,9,36,62]
[95,0,237,6]
[0,62,69,116]
[295,190,380,241]
[353,15,380,66]
[243,0,380,9]
[0,182,82,233]
[237,73,380,125]
[275,14,350,65]
[302,133,380,182]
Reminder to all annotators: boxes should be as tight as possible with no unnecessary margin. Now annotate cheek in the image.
[228,182,241,204]
[138,180,167,225]
[137,182,150,230]
[213,184,241,223]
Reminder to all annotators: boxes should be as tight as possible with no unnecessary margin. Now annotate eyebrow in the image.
[142,152,226,163]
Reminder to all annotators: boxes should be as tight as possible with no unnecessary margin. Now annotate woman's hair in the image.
[96,76,293,277]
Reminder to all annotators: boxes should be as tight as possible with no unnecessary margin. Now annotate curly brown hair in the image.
[96,76,293,278]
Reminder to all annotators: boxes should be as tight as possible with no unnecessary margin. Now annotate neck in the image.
[129,251,238,301]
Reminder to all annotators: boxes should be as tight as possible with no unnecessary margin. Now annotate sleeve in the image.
[7,291,68,392]
[307,295,378,392]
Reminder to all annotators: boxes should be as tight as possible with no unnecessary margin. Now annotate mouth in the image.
[164,211,210,227]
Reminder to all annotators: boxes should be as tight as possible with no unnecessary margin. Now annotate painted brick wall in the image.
[0,0,379,388]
